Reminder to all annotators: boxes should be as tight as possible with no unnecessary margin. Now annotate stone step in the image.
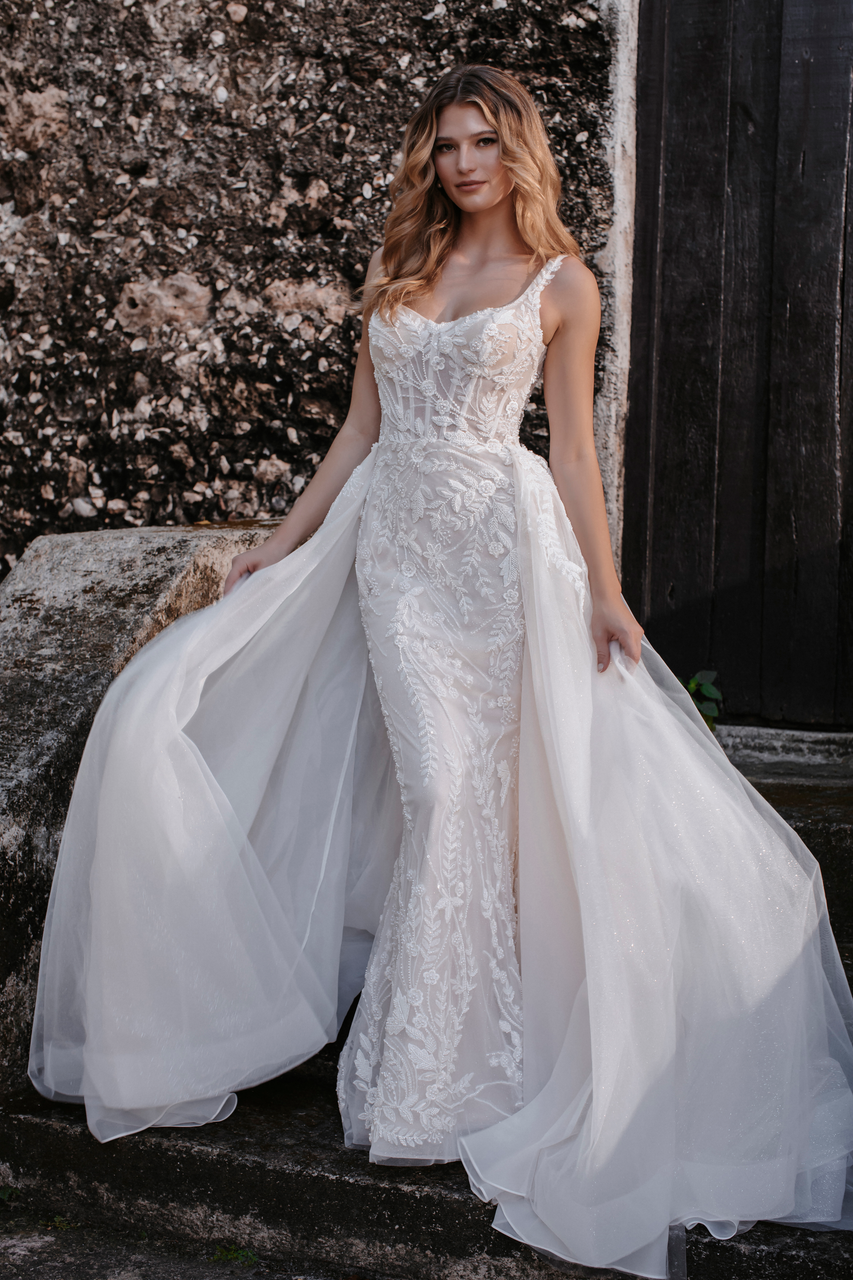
[2,1045,853,1280]
[716,725,853,780]
[0,1206,344,1280]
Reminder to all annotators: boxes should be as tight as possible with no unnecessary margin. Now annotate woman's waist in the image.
[375,424,523,464]
[364,438,522,525]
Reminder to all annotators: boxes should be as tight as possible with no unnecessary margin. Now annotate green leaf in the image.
[693,669,718,684]
[210,1245,258,1266]
[699,682,722,700]
[697,700,719,717]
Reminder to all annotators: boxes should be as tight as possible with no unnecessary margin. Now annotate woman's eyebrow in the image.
[434,130,498,143]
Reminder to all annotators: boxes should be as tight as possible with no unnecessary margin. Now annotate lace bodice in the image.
[368,255,565,453]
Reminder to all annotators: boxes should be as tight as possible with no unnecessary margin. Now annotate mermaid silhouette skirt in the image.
[337,434,526,1164]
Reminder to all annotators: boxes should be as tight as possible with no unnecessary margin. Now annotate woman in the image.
[29,66,853,1279]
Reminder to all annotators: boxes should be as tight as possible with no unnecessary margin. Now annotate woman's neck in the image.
[452,195,529,267]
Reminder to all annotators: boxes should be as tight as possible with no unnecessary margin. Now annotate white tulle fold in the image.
[28,438,853,1275]
[28,447,404,1142]
[456,448,853,1277]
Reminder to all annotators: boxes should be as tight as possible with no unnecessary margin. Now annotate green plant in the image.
[682,670,723,731]
[0,1188,19,1205]
[210,1244,258,1265]
[39,1214,77,1231]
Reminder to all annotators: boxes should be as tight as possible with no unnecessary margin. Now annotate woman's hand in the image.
[590,594,644,673]
[223,542,290,596]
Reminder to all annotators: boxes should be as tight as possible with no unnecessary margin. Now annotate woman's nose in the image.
[457,145,477,172]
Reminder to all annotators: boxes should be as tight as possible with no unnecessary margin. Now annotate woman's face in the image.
[433,102,514,212]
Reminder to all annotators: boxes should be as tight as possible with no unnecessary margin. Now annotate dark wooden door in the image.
[623,0,853,726]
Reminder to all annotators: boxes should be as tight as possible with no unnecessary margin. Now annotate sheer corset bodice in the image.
[368,255,564,455]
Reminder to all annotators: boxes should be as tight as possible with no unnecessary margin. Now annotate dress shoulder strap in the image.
[516,255,568,335]
[533,254,568,298]
[516,255,567,321]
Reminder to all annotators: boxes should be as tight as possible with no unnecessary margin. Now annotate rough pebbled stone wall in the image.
[0,0,615,579]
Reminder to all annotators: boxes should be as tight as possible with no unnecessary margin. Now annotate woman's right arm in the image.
[223,252,383,594]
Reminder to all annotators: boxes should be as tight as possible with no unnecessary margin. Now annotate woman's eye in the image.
[478,136,498,147]
[435,143,454,153]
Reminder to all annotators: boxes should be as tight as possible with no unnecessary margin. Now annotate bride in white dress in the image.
[28,66,853,1279]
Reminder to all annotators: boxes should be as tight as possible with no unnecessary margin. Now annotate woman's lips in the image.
[456,180,485,191]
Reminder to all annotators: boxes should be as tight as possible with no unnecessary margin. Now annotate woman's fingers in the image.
[222,542,291,596]
[223,551,255,596]
[592,618,613,672]
[621,624,643,665]
[592,619,644,672]
[222,565,246,596]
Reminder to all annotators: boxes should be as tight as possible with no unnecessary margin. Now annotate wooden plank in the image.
[639,0,733,679]
[622,0,670,624]
[762,0,853,722]
[709,0,783,717]
[835,103,853,724]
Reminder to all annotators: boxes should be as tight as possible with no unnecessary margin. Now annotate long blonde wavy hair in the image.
[364,65,579,321]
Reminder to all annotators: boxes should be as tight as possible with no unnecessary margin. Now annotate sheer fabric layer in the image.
[28,453,404,1141]
[457,447,853,1277]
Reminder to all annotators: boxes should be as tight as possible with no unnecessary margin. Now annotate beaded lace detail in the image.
[337,256,565,1159]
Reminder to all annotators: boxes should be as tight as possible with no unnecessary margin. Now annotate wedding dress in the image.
[29,256,853,1278]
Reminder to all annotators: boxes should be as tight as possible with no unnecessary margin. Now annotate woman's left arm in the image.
[540,257,644,672]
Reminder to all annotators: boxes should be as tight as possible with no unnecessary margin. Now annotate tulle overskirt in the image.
[28,443,853,1275]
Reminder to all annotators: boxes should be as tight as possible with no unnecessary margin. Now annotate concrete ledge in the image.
[717,725,853,778]
[0,525,269,1094]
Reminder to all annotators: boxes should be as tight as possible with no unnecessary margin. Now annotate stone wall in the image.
[0,0,626,580]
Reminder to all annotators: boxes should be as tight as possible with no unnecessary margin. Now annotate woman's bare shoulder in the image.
[366,246,385,283]
[550,255,599,314]
[541,255,600,342]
